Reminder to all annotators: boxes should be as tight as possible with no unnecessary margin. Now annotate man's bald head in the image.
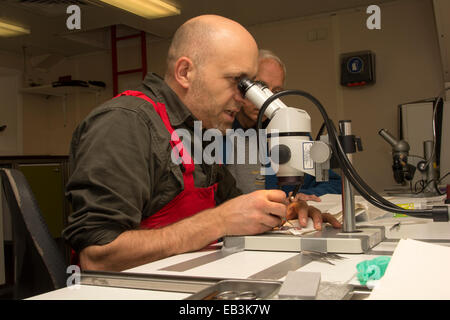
[163,15,258,133]
[165,15,257,80]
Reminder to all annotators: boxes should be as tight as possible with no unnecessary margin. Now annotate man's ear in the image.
[174,57,194,89]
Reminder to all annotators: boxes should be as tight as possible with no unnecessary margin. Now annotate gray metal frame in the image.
[224,225,385,254]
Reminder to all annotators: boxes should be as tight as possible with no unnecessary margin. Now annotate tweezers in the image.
[289,184,301,202]
[302,250,347,265]
[389,222,401,231]
[303,251,335,265]
[284,185,301,227]
[283,186,301,228]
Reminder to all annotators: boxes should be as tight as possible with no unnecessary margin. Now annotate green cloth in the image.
[356,256,391,285]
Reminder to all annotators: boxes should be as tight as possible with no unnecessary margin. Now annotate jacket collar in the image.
[142,73,194,127]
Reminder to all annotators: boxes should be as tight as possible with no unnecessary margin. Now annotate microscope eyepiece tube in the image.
[237,77,255,96]
[238,78,288,119]
[378,129,398,148]
[245,85,272,111]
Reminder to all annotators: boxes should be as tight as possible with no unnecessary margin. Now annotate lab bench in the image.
[27,216,450,301]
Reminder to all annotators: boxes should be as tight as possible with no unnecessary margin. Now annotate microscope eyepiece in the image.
[237,77,255,96]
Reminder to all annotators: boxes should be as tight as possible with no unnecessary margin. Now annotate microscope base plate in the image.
[223,226,385,254]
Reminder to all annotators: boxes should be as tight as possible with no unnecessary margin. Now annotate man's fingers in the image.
[308,206,324,231]
[264,201,287,219]
[262,213,284,229]
[295,193,321,202]
[287,201,307,219]
[309,194,322,202]
[286,203,296,221]
[290,192,321,202]
[321,212,342,229]
[266,189,289,204]
[308,210,342,230]
[288,200,309,227]
[286,196,342,231]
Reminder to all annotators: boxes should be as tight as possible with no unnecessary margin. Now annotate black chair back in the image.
[0,168,67,299]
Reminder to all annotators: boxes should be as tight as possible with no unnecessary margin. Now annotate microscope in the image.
[223,79,450,254]
[379,129,440,197]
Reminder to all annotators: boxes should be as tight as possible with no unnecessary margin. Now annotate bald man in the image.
[63,15,338,272]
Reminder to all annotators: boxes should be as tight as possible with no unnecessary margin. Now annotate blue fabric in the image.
[264,170,342,197]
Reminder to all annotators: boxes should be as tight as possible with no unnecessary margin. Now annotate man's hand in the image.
[288,191,322,203]
[286,199,341,231]
[217,189,289,236]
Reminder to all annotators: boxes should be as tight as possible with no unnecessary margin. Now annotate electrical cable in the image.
[425,89,449,196]
[422,87,450,171]
[434,180,445,195]
[315,122,327,141]
[439,172,450,184]
[434,171,450,196]
[414,179,438,195]
[414,179,426,193]
[254,89,438,218]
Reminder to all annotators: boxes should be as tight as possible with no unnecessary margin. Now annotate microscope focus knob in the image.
[417,161,428,172]
[270,144,291,164]
[310,141,331,163]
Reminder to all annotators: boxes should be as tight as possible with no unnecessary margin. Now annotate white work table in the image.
[28,216,450,300]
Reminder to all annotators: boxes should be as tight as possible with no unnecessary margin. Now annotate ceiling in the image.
[0,0,396,57]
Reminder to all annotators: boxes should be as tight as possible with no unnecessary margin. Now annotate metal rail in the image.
[81,270,229,294]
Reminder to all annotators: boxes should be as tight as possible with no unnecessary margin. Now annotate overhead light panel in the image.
[100,0,180,19]
[0,21,30,37]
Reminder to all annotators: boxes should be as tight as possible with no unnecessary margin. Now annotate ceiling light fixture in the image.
[100,0,180,19]
[0,21,30,37]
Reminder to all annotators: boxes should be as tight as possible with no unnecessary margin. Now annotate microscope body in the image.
[239,79,331,187]
[266,108,314,185]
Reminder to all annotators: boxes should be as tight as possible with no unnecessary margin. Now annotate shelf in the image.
[20,84,104,127]
[20,84,103,97]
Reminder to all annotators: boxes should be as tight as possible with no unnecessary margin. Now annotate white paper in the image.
[306,194,370,222]
[369,238,450,300]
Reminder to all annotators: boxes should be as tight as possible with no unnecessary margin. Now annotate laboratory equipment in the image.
[379,128,440,196]
[223,79,450,254]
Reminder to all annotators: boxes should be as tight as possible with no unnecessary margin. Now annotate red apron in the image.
[115,90,218,229]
